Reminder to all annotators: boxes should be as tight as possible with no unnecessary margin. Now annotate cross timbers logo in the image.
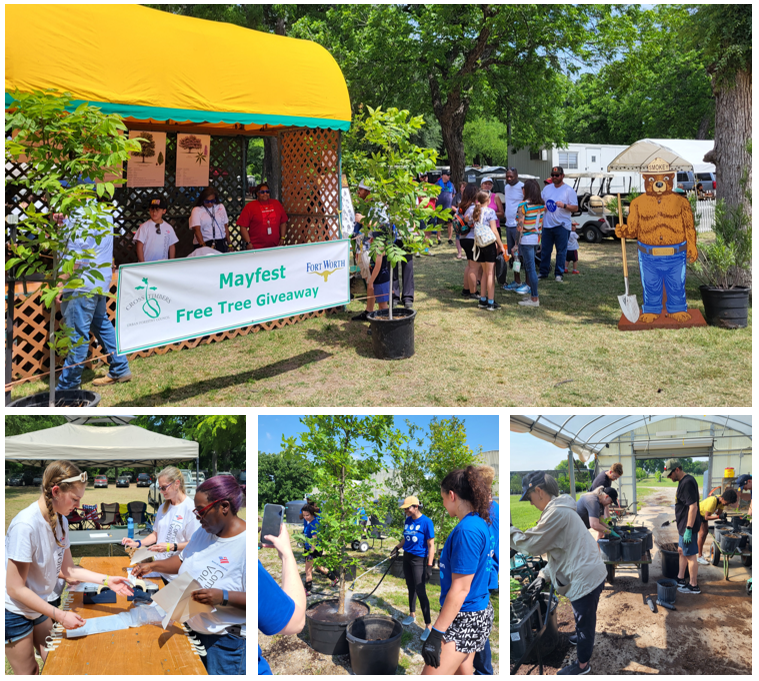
[135,277,161,318]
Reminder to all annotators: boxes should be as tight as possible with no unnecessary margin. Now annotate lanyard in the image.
[204,205,220,241]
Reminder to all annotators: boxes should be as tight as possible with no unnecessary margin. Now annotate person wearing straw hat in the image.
[392,496,435,639]
[664,458,702,594]
[510,471,606,675]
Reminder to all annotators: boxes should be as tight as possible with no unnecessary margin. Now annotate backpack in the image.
[453,207,470,236]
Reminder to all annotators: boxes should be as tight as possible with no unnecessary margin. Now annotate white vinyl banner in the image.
[117,240,351,353]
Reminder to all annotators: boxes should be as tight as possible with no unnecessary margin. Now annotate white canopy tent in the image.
[511,415,751,505]
[5,423,199,470]
[608,139,715,173]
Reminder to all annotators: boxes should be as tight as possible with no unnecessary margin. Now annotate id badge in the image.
[267,227,272,235]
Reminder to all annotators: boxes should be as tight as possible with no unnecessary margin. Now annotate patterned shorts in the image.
[443,601,494,654]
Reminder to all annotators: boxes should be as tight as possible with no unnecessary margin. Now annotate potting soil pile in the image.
[307,600,369,623]
[658,542,679,552]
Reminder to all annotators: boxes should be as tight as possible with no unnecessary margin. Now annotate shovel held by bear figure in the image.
[616,194,640,324]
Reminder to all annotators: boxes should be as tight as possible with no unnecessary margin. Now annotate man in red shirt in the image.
[237,183,289,249]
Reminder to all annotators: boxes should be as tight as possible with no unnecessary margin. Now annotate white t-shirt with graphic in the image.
[5,502,70,618]
[151,496,202,582]
[134,220,179,262]
[179,528,246,637]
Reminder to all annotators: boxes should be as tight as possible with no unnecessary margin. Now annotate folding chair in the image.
[65,509,85,530]
[127,501,153,534]
[81,504,102,530]
[99,503,123,528]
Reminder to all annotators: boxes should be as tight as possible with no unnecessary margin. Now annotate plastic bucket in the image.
[724,467,735,478]
[346,615,403,675]
[8,389,101,407]
[732,516,744,533]
[368,308,416,360]
[621,538,643,562]
[598,536,622,561]
[699,286,750,329]
[659,544,689,581]
[305,599,370,656]
[720,534,741,554]
[735,532,750,550]
[657,579,677,604]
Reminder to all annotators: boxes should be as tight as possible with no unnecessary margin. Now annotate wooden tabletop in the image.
[41,556,207,675]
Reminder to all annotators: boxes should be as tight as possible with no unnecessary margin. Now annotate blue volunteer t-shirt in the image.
[488,501,499,590]
[258,560,295,675]
[436,179,455,209]
[303,515,320,551]
[402,514,435,558]
[439,512,491,612]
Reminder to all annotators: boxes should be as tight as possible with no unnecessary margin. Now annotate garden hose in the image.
[306,554,399,600]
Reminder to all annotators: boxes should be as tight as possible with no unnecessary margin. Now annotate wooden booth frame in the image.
[6,126,344,382]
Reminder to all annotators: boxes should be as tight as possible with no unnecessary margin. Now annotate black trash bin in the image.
[346,615,403,675]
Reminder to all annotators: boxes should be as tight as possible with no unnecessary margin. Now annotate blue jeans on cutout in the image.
[193,630,246,675]
[570,580,605,665]
[538,226,569,278]
[56,293,130,391]
[638,243,687,314]
[520,244,539,298]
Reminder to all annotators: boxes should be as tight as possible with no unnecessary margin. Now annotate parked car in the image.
[123,473,134,482]
[33,474,44,486]
[116,476,130,488]
[137,473,152,487]
[7,471,34,486]
[94,475,108,488]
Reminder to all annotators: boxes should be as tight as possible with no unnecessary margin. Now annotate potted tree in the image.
[689,142,752,328]
[344,106,451,359]
[283,415,405,657]
[5,90,141,405]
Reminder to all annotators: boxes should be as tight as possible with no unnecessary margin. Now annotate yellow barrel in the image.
[724,467,734,478]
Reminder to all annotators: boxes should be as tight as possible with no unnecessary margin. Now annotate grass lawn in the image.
[637,475,703,488]
[10,238,751,406]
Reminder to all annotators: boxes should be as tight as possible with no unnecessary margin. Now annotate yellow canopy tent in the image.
[5,4,351,133]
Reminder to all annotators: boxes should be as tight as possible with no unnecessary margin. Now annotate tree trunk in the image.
[337,464,346,614]
[696,112,712,140]
[429,75,469,187]
[712,68,751,217]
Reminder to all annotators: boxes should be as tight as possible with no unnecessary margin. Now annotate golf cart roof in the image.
[563,172,615,179]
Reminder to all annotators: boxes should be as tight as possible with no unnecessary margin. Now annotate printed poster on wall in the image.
[127,130,166,187]
[175,133,211,187]
[116,239,351,353]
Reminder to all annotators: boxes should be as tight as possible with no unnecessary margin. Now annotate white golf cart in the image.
[564,172,628,243]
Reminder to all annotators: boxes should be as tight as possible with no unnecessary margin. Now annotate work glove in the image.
[526,575,546,597]
[719,512,728,522]
[608,530,621,539]
[424,564,433,582]
[683,528,693,544]
[421,627,445,668]
[390,546,400,558]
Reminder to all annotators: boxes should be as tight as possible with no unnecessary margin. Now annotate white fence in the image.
[694,199,716,233]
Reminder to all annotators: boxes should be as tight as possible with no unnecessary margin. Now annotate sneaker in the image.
[455,254,464,259]
[305,588,312,597]
[330,576,340,588]
[676,577,687,587]
[555,275,563,282]
[402,300,414,310]
[478,299,488,309]
[568,633,577,646]
[401,614,416,626]
[678,582,701,594]
[414,252,421,258]
[558,660,591,675]
[92,372,133,386]
[461,288,470,297]
[420,627,432,642]
[697,556,710,565]
[486,301,501,311]
[571,269,580,275]
[519,298,540,307]
[351,310,370,321]
[504,281,519,291]
[515,284,531,295]
[538,274,548,280]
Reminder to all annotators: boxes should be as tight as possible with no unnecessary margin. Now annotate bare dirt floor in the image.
[259,524,499,675]
[515,488,752,675]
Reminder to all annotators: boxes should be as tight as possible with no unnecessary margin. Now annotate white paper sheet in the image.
[66,612,133,638]
[89,533,110,538]
[149,570,213,630]
[129,546,155,565]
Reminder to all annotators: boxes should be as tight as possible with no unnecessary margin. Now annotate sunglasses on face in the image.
[158,480,177,493]
[259,189,270,194]
[204,198,216,204]
[551,173,562,178]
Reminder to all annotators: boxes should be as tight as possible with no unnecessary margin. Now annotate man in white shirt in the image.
[134,196,179,262]
[502,167,527,293]
[539,166,578,282]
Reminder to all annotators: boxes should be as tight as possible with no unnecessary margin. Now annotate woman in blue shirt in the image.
[391,496,435,639]
[421,466,495,675]
[301,504,337,596]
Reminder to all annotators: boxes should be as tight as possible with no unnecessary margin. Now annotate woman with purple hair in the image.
[133,475,246,674]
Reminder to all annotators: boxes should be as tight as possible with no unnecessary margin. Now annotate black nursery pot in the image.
[8,389,101,407]
[699,285,750,329]
[346,615,403,675]
[305,599,371,656]
[368,308,416,360]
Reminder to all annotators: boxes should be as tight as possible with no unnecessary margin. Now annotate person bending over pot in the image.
[697,487,738,565]
[132,475,246,675]
[421,466,495,675]
[510,471,606,676]
[576,487,619,541]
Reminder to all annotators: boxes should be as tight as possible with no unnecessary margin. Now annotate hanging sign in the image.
[175,133,210,187]
[116,240,351,353]
[127,131,166,187]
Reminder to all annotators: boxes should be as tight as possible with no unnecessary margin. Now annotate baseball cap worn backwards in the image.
[519,471,546,502]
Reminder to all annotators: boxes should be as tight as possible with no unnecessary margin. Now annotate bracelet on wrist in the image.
[137,539,142,548]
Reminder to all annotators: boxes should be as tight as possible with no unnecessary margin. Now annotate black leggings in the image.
[403,552,431,624]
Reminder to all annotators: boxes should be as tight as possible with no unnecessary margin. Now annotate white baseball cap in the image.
[358,180,372,191]
[480,177,494,185]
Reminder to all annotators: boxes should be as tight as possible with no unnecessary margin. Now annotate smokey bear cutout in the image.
[615,157,705,329]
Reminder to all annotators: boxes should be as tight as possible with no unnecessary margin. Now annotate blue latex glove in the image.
[683,528,693,544]
[609,530,621,539]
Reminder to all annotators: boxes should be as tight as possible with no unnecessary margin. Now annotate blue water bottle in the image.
[128,517,134,540]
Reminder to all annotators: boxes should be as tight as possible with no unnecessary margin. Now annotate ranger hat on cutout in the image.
[664,458,682,478]
[519,471,546,501]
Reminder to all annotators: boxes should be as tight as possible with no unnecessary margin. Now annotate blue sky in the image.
[258,415,499,457]
[511,433,576,470]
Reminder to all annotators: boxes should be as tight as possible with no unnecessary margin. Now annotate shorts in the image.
[678,534,699,556]
[566,249,578,262]
[474,242,497,263]
[305,549,323,560]
[442,601,494,654]
[506,226,518,252]
[373,280,390,304]
[5,609,49,644]
[460,239,475,260]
